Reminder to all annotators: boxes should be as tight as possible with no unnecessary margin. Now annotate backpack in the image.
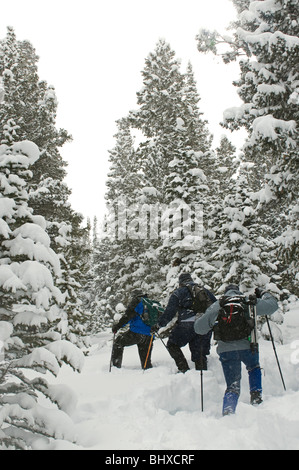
[213,295,253,342]
[187,284,215,316]
[141,297,164,327]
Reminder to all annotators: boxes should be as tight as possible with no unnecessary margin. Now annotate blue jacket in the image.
[194,288,279,354]
[115,296,152,336]
[158,283,216,328]
[129,301,152,336]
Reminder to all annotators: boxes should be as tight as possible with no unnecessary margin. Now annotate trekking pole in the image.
[200,345,204,412]
[143,333,154,370]
[250,303,259,354]
[155,332,178,364]
[265,315,286,391]
[109,332,116,373]
[201,370,204,412]
[155,332,168,351]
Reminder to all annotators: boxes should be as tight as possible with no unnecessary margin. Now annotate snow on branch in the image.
[251,115,297,144]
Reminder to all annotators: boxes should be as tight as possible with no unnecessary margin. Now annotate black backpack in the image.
[214,295,253,342]
[187,284,215,316]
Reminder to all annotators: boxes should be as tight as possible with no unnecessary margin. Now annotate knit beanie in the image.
[178,273,193,285]
[224,284,240,293]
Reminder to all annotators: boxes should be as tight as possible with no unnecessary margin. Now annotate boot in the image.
[176,363,190,374]
[175,355,190,373]
[222,391,239,416]
[250,390,263,406]
[111,344,123,368]
[167,343,190,373]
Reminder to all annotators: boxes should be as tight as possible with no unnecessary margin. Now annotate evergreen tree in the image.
[196,0,299,295]
[0,141,62,313]
[182,62,212,152]
[56,217,92,347]
[0,141,84,449]
[201,136,239,290]
[85,216,108,332]
[0,27,70,188]
[130,39,184,141]
[128,40,215,296]
[0,27,90,331]
[211,160,274,293]
[90,118,145,326]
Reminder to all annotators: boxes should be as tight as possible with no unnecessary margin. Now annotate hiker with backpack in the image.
[111,289,162,370]
[151,273,216,373]
[194,284,279,416]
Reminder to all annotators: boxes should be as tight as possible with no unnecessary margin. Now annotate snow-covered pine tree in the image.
[84,216,107,332]
[201,136,239,290]
[196,0,299,296]
[88,222,116,330]
[0,141,84,449]
[91,118,146,326]
[0,27,71,198]
[211,157,275,293]
[183,62,212,153]
[0,27,91,337]
[128,40,216,296]
[56,217,92,347]
[213,136,239,213]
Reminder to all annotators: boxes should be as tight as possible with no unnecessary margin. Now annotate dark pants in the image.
[112,330,153,369]
[219,349,262,415]
[167,322,212,372]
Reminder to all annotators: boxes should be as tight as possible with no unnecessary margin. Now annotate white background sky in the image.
[1,0,246,222]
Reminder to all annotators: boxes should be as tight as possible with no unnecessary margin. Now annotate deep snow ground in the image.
[51,300,299,450]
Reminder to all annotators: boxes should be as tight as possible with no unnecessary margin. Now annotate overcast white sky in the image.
[1,0,246,221]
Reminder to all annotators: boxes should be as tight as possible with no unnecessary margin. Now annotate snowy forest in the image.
[0,0,298,450]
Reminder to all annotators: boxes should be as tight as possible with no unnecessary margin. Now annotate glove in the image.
[150,324,159,334]
[255,287,266,298]
[248,294,257,305]
[112,323,120,334]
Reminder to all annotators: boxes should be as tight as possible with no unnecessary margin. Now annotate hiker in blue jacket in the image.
[194,284,279,416]
[152,273,216,373]
[111,289,153,370]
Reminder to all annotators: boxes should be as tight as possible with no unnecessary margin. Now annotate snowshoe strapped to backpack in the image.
[141,298,164,327]
[213,295,253,342]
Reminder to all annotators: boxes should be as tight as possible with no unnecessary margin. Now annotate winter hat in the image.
[179,273,193,286]
[131,288,144,298]
[224,284,240,293]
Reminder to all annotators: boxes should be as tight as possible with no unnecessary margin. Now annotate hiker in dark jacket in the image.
[111,289,153,370]
[194,284,279,415]
[152,273,216,373]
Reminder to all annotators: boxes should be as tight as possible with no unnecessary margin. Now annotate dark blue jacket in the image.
[158,283,216,328]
